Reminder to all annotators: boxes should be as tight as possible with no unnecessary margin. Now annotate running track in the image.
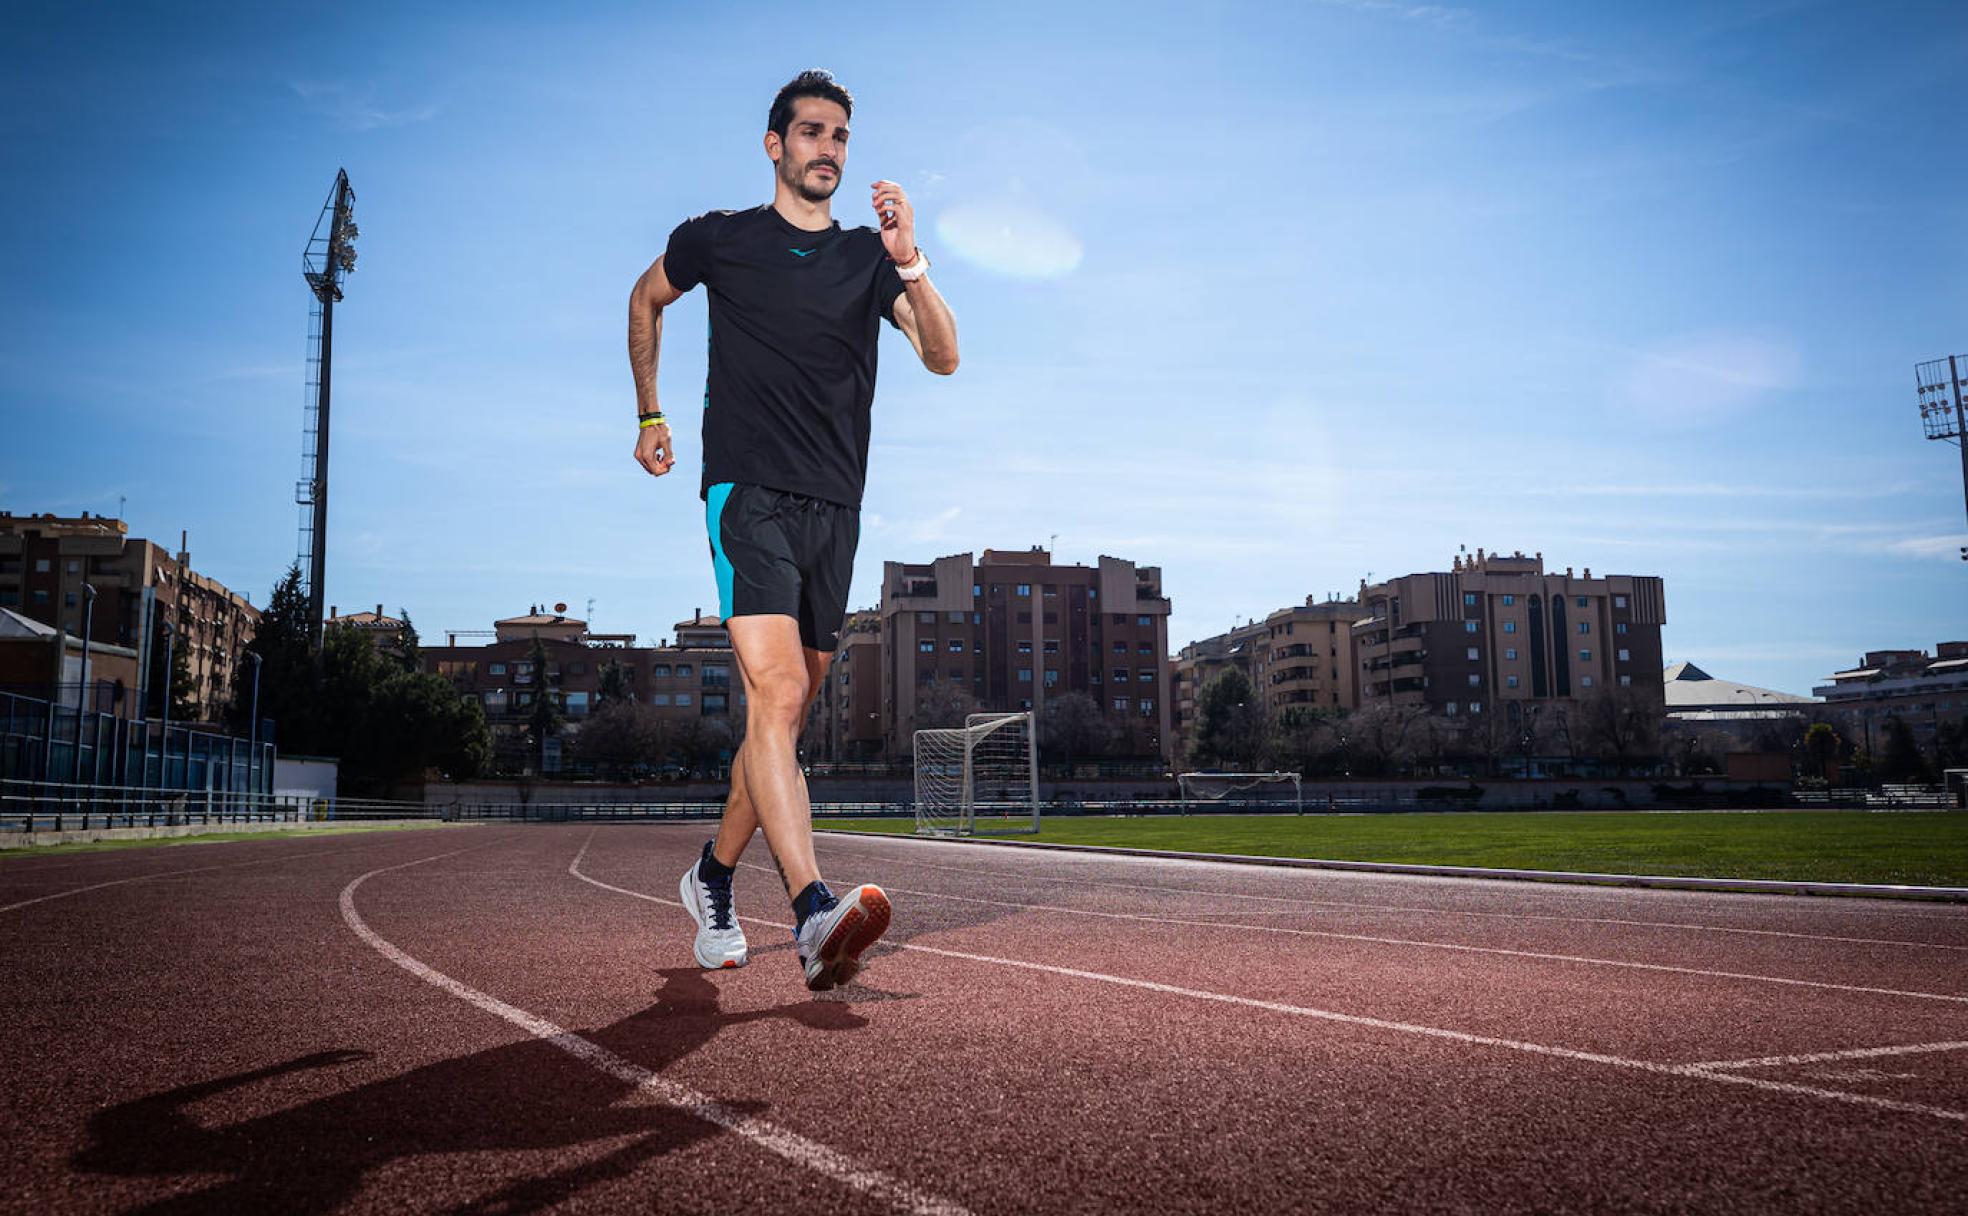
[2,823,1965,1212]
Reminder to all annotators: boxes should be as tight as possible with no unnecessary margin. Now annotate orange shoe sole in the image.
[818,885,891,988]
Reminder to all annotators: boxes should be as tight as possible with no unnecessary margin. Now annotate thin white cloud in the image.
[290,80,441,131]
[935,194,1084,280]
[1880,534,1968,561]
[1616,332,1802,429]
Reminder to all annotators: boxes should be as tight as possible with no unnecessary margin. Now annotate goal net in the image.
[1177,771,1303,814]
[913,712,1039,836]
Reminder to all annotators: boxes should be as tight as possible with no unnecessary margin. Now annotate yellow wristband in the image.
[638,415,666,429]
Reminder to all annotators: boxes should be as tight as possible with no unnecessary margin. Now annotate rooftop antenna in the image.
[1914,353,1968,561]
[296,168,360,647]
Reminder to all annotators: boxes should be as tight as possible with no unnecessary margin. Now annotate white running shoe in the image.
[680,850,748,970]
[794,884,891,992]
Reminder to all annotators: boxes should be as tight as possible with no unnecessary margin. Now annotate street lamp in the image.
[74,578,95,787]
[248,651,264,797]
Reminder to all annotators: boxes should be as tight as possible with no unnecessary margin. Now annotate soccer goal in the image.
[1177,771,1303,815]
[913,711,1040,836]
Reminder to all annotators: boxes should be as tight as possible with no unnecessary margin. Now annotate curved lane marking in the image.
[0,835,424,914]
[342,834,970,1216]
[1687,1041,1968,1071]
[785,870,1968,1007]
[567,832,1968,1125]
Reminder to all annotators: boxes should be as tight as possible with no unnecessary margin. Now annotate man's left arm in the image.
[872,179,959,375]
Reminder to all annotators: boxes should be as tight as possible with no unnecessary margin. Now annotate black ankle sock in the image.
[697,840,735,884]
[792,880,836,928]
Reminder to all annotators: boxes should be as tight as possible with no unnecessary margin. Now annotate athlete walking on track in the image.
[627,70,960,991]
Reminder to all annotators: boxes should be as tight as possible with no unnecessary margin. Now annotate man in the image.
[626,70,959,991]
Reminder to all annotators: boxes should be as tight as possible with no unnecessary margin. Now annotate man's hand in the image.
[634,422,676,477]
[871,179,916,264]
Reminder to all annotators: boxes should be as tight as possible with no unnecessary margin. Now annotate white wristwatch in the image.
[894,247,931,281]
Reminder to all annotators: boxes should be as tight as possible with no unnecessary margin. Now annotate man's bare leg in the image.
[710,642,830,892]
[718,615,829,897]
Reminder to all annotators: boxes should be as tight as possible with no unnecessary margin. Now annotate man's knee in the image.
[745,670,809,730]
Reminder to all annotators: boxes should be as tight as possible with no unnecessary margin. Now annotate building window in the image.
[1017,640,1033,654]
[702,693,726,711]
[1018,668,1032,683]
[1112,641,1126,654]
[566,692,590,716]
[1506,675,1520,689]
[947,639,964,653]
[33,559,49,574]
[1091,671,1101,683]
[1114,667,1130,682]
[1614,595,1627,609]
[1580,675,1595,689]
[1044,670,1059,687]
[64,592,77,608]
[651,692,671,706]
[1139,670,1155,682]
[1503,621,1516,634]
[1042,584,1057,597]
[948,611,965,623]
[1467,674,1481,687]
[1043,640,1059,654]
[1138,698,1154,714]
[1113,697,1129,711]
[1019,699,1032,710]
[1464,621,1478,634]
[1016,584,1031,596]
[1615,623,1628,635]
[1136,615,1151,626]
[973,584,981,598]
[1505,648,1518,660]
[1578,649,1591,662]
[1466,647,1479,660]
[919,640,936,653]
[1502,595,1515,606]
[972,612,982,625]
[675,664,692,678]
[1576,596,1588,608]
[1445,702,1458,716]
[676,693,693,706]
[1619,675,1632,688]
[651,664,670,677]
[1617,648,1630,662]
[918,611,936,623]
[1578,621,1590,635]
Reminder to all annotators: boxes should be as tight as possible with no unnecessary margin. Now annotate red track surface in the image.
[3,823,1966,1212]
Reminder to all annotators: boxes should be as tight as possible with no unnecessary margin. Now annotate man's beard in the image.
[782,156,840,203]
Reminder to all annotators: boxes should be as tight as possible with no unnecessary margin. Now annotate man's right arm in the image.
[629,254,687,477]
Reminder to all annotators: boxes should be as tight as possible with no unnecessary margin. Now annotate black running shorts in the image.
[704,481,859,651]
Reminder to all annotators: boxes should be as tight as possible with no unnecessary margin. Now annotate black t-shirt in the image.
[663,204,906,508]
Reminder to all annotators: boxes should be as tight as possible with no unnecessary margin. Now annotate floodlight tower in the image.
[1914,354,1968,562]
[297,169,360,646]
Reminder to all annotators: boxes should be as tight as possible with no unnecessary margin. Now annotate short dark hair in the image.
[768,69,853,141]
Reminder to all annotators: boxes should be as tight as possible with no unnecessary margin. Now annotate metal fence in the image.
[0,690,273,800]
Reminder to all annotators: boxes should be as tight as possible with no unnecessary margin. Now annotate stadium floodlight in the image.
[1915,354,1968,559]
[1178,771,1303,815]
[913,711,1039,836]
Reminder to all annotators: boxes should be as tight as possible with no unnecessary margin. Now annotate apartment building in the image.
[1353,549,1666,724]
[0,512,259,720]
[805,608,884,761]
[1171,618,1269,761]
[877,547,1174,764]
[422,607,743,768]
[1813,641,1968,747]
[325,604,411,658]
[1261,597,1361,715]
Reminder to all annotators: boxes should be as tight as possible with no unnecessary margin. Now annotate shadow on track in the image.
[74,967,868,1213]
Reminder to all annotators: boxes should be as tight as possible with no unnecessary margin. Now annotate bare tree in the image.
[1039,690,1117,761]
[913,676,981,730]
[1576,686,1665,773]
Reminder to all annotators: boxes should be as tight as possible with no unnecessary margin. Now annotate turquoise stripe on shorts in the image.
[705,481,736,619]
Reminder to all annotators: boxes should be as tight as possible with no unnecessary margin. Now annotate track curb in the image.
[0,818,454,850]
[814,830,1968,903]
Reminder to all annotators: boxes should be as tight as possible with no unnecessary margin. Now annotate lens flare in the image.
[934,197,1083,279]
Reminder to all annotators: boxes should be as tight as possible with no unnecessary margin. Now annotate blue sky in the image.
[3,0,1963,697]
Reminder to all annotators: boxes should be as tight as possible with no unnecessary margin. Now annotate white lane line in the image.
[1687,1041,1968,1071]
[742,861,1968,1007]
[339,834,969,1216]
[570,838,1968,1126]
[0,835,416,914]
[814,838,1968,952]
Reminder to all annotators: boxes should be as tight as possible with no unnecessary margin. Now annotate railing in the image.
[0,778,401,833]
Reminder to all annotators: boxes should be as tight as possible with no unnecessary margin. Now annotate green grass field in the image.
[817,812,1968,888]
[0,821,464,858]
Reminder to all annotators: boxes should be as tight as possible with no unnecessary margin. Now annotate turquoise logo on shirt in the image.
[789,247,817,257]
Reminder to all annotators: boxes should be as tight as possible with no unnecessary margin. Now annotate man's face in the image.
[771,96,849,203]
